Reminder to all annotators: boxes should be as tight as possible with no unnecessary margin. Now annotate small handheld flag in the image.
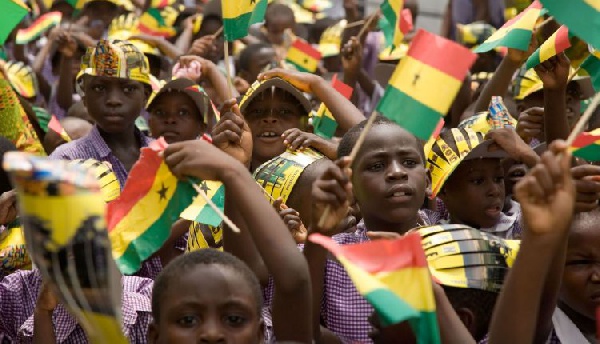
[540,0,600,51]
[376,29,477,140]
[15,11,61,44]
[473,0,542,53]
[380,0,405,51]
[222,0,268,41]
[580,50,600,92]
[48,115,71,142]
[570,128,600,161]
[0,0,29,45]
[180,180,225,227]
[313,74,353,139]
[525,25,571,69]
[285,38,322,73]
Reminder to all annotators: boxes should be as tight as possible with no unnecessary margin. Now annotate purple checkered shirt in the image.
[48,126,187,279]
[478,330,562,344]
[0,269,153,343]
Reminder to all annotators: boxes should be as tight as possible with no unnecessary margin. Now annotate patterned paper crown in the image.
[78,39,152,87]
[1,60,38,98]
[68,159,121,203]
[458,97,517,135]
[318,20,346,57]
[253,148,324,203]
[416,224,519,292]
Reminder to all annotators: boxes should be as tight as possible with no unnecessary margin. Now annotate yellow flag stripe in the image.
[180,181,223,221]
[584,0,600,11]
[389,55,462,114]
[287,47,319,71]
[222,0,256,19]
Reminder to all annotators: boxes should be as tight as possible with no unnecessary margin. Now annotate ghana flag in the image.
[107,139,197,274]
[286,38,322,73]
[380,0,406,50]
[222,0,268,41]
[180,180,225,227]
[525,26,571,69]
[309,232,440,344]
[0,0,28,45]
[540,0,600,50]
[376,29,476,140]
[570,128,600,161]
[16,11,62,44]
[313,74,353,139]
[138,8,176,37]
[581,53,600,92]
[473,0,542,53]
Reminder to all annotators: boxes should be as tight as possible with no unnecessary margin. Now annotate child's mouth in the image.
[257,131,282,143]
[485,206,502,217]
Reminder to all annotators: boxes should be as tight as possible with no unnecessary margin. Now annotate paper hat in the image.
[378,43,409,61]
[427,127,509,198]
[253,148,324,203]
[417,223,519,292]
[458,97,517,135]
[0,222,31,273]
[77,39,152,88]
[68,159,121,202]
[107,14,162,56]
[456,22,497,48]
[1,60,38,99]
[239,78,312,116]
[81,0,134,11]
[147,78,214,125]
[318,20,346,57]
[513,67,594,101]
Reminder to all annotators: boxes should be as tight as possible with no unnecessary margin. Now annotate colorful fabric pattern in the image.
[0,221,31,275]
[222,0,268,41]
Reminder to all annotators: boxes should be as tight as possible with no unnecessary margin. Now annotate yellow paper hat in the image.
[77,39,152,88]
[253,148,324,203]
[108,14,161,56]
[239,78,312,116]
[417,224,519,292]
[427,127,509,198]
[318,19,346,57]
[378,43,409,61]
[513,67,594,100]
[1,60,38,99]
[68,159,121,202]
[456,22,497,48]
[458,97,517,135]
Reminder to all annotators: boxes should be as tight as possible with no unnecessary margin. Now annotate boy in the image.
[305,116,431,342]
[426,127,538,238]
[248,3,297,60]
[153,138,312,343]
[237,43,277,93]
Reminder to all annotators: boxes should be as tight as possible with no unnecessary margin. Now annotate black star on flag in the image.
[412,72,420,85]
[157,183,168,201]
[200,181,211,194]
[250,0,256,3]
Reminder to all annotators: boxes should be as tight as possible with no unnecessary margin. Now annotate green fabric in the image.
[581,54,600,92]
[473,28,532,53]
[313,111,337,139]
[540,0,600,51]
[0,0,28,45]
[376,86,443,141]
[32,106,50,133]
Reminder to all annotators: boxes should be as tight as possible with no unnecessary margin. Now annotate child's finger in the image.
[282,129,300,145]
[289,135,307,150]
[540,150,562,186]
[530,159,555,197]
[273,198,283,211]
[571,164,600,180]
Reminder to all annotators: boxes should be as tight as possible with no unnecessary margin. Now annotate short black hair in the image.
[238,43,273,72]
[265,3,294,23]
[0,137,16,194]
[442,286,498,342]
[152,249,263,320]
[337,115,425,161]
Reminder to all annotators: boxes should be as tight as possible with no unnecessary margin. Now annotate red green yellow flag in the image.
[222,0,268,41]
[380,0,410,50]
[570,128,600,161]
[107,139,197,274]
[376,29,476,140]
[285,38,322,73]
[473,0,542,53]
[581,50,600,92]
[16,11,62,44]
[48,115,71,142]
[0,0,28,45]
[138,8,176,38]
[313,74,352,139]
[309,232,441,344]
[525,25,571,69]
[540,0,600,51]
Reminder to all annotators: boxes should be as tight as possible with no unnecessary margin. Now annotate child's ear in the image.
[147,322,158,344]
[455,307,477,336]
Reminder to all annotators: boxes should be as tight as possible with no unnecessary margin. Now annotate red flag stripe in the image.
[501,0,542,28]
[331,74,353,99]
[291,39,322,60]
[554,26,571,54]
[399,8,413,34]
[407,29,477,80]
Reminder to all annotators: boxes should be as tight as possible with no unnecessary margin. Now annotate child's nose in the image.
[261,116,278,124]
[198,323,226,343]
[386,161,408,180]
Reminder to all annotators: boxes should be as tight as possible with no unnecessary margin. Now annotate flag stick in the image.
[191,182,241,233]
[357,11,380,41]
[344,19,365,29]
[318,112,377,228]
[212,26,223,39]
[566,91,600,146]
[223,41,234,99]
[536,16,554,29]
[567,66,581,84]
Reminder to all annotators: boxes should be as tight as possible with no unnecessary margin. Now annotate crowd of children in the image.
[0,0,599,342]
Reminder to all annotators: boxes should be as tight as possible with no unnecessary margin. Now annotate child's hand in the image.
[341,36,362,73]
[0,190,17,225]
[282,128,338,160]
[212,99,253,167]
[571,164,600,212]
[36,282,59,313]
[233,76,250,94]
[516,107,544,143]
[164,138,243,181]
[172,55,211,81]
[485,128,539,167]
[56,30,77,58]
[273,198,307,244]
[311,157,352,235]
[514,140,575,236]
[534,53,570,91]
[187,35,217,58]
[507,33,537,65]
[258,68,319,93]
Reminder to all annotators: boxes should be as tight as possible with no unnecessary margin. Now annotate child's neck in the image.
[363,214,421,235]
[98,125,139,150]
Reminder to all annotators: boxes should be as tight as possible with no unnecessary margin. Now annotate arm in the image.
[433,283,476,344]
[55,31,77,112]
[33,283,58,344]
[536,53,570,142]
[165,139,312,343]
[488,141,575,344]
[174,16,196,56]
[260,69,365,132]
[174,55,237,105]
[485,128,540,169]
[130,35,183,60]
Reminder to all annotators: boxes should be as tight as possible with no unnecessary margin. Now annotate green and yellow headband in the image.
[253,148,324,203]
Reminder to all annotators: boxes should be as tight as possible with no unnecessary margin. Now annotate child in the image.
[305,116,430,342]
[236,43,277,93]
[426,127,538,238]
[152,138,312,343]
[248,3,297,60]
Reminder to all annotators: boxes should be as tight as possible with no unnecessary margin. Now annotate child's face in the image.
[352,124,428,231]
[244,92,305,164]
[149,264,263,344]
[81,1,119,30]
[244,47,277,84]
[560,221,600,321]
[265,17,293,45]
[83,76,148,133]
[440,159,505,229]
[148,92,206,144]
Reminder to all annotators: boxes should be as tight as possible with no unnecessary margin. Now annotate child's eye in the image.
[567,259,594,266]
[494,176,505,183]
[177,315,199,327]
[92,85,105,92]
[470,178,484,185]
[367,162,385,172]
[223,314,246,327]
[178,109,190,117]
[403,159,418,168]
[123,85,135,93]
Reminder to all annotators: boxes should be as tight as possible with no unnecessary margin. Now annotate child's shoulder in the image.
[49,130,99,160]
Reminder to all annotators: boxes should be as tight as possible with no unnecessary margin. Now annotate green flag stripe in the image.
[525,48,541,70]
[116,181,197,274]
[377,86,443,140]
[408,310,442,344]
[473,28,532,53]
[194,186,225,227]
[314,112,338,139]
[286,60,310,72]
[573,144,600,162]
[364,288,420,326]
[540,0,600,51]
[581,55,600,91]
